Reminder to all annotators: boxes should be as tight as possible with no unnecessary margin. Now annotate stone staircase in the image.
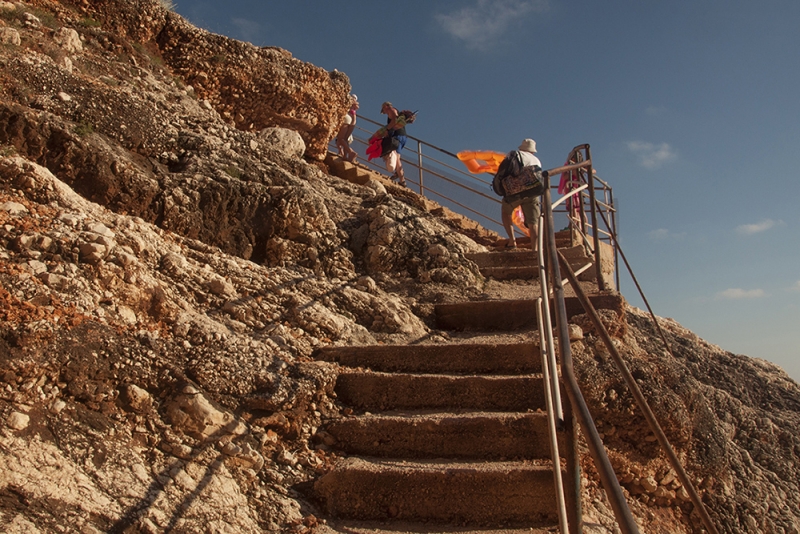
[310,292,625,531]
[312,341,564,531]
[312,154,622,531]
[464,242,592,282]
[324,151,503,248]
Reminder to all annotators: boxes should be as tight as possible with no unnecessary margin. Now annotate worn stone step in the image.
[322,411,558,460]
[559,244,592,262]
[313,457,560,527]
[466,246,589,268]
[335,372,546,412]
[315,343,541,375]
[479,265,541,281]
[434,293,625,331]
[317,521,556,534]
[466,249,538,268]
[493,236,572,250]
[325,152,372,184]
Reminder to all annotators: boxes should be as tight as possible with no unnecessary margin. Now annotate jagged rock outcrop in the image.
[0,1,798,533]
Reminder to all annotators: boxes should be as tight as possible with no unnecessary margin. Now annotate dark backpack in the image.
[399,110,417,124]
[502,165,545,198]
[491,151,524,196]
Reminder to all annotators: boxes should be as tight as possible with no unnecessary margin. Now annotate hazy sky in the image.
[173,0,800,382]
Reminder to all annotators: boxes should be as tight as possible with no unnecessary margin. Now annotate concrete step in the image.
[466,249,538,268]
[465,246,591,282]
[313,457,560,527]
[434,293,625,331]
[492,236,572,250]
[317,522,557,534]
[335,372,546,412]
[315,343,541,375]
[479,265,540,280]
[323,411,558,460]
[325,152,372,184]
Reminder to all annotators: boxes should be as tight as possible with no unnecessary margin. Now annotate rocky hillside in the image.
[0,1,798,533]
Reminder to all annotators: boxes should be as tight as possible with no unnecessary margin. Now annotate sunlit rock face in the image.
[0,1,798,533]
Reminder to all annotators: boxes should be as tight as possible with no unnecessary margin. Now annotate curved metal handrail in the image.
[331,123,714,532]
[338,118,620,265]
[541,174,641,534]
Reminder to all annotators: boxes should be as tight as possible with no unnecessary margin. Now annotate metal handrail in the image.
[541,174,641,534]
[543,173,720,533]
[331,121,719,532]
[337,116,620,267]
[556,250,720,534]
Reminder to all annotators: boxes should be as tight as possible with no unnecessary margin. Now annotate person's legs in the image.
[395,157,406,185]
[518,196,540,252]
[335,131,347,157]
[525,198,541,252]
[501,199,517,247]
[528,221,538,252]
[383,151,397,173]
[383,151,406,186]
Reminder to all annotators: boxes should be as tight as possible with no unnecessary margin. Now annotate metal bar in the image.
[610,190,621,291]
[357,113,459,158]
[538,201,583,534]
[565,404,582,534]
[552,184,589,209]
[536,296,570,534]
[396,158,500,203]
[417,141,424,196]
[542,175,640,534]
[421,188,504,228]
[544,160,592,177]
[585,146,605,291]
[557,250,719,534]
[538,220,564,422]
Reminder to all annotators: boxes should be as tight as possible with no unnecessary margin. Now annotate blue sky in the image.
[173,0,800,382]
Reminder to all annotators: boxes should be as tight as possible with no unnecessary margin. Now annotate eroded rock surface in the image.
[0,1,798,533]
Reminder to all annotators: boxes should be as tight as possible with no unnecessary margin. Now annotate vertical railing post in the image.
[585,145,605,291]
[417,140,424,197]
[609,188,620,291]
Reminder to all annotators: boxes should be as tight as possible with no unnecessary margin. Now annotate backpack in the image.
[491,150,525,196]
[399,110,417,124]
[502,165,545,198]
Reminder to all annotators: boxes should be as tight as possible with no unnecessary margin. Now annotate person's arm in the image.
[385,107,400,130]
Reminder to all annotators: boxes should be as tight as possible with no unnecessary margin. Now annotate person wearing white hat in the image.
[501,138,542,250]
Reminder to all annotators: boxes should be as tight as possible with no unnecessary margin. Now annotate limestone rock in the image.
[7,412,30,430]
[53,27,82,53]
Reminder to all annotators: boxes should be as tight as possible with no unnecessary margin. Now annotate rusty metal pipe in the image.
[542,178,640,534]
[556,250,719,534]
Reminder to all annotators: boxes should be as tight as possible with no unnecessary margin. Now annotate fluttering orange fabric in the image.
[456,150,506,174]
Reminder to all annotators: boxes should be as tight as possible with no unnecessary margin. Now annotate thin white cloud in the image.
[736,219,782,236]
[716,288,766,300]
[648,228,685,240]
[435,0,549,50]
[231,17,262,45]
[790,281,800,292]
[626,141,676,170]
[645,106,667,117]
[649,228,669,240]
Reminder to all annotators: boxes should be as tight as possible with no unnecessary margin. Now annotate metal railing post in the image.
[416,140,424,196]
[543,174,640,534]
[584,146,605,291]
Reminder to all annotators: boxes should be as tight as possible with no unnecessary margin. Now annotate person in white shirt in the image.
[501,138,541,250]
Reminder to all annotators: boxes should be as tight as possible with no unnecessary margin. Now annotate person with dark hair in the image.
[379,101,409,186]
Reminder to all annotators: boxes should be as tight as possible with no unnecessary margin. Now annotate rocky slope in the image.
[0,1,798,533]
